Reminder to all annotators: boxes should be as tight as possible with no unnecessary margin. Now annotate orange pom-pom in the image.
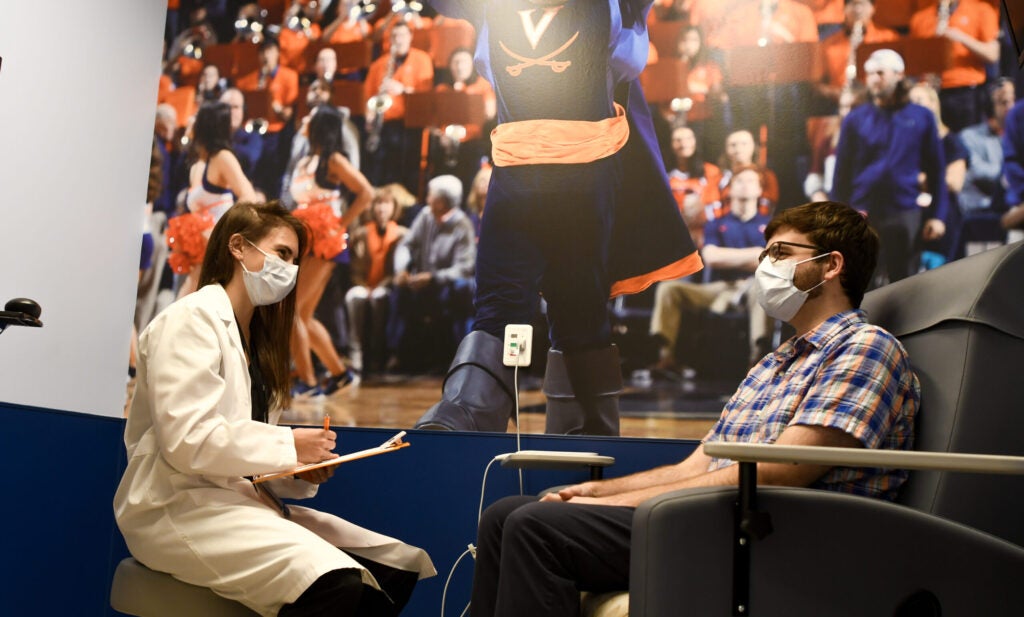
[294,204,346,259]
[166,213,214,274]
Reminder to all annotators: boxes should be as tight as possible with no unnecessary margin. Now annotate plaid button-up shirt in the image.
[703,309,920,500]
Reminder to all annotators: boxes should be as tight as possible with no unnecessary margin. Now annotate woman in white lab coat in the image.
[114,201,434,617]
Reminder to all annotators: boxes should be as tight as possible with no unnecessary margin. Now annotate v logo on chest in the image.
[517,7,562,50]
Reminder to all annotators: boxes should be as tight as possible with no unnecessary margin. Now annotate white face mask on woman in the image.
[240,238,298,306]
[753,253,829,322]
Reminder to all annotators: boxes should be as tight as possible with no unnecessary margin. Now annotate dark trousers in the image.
[471,495,634,617]
[279,553,419,617]
[939,86,983,134]
[364,121,421,197]
[872,208,924,284]
[387,278,475,367]
[473,159,620,352]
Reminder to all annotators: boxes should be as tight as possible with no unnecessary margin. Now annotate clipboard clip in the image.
[380,431,407,449]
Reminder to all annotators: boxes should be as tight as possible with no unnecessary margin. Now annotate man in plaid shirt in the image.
[471,201,920,617]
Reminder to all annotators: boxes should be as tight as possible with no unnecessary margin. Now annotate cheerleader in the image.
[168,101,256,297]
[289,105,372,396]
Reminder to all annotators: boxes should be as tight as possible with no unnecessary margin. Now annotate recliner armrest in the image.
[701,442,1024,475]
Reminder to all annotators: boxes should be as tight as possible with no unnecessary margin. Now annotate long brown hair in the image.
[199,201,308,411]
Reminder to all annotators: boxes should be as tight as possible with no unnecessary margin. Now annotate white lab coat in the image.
[114,285,434,617]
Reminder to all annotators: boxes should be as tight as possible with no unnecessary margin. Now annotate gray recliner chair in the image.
[627,242,1024,616]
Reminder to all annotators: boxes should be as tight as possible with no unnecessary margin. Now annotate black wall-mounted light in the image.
[0,298,43,335]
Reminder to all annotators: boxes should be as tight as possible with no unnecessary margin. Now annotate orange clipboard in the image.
[253,434,410,483]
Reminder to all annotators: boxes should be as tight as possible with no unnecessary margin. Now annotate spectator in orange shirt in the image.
[909,0,1000,131]
[715,0,819,49]
[306,47,339,85]
[799,0,846,38]
[237,37,300,199]
[196,63,227,104]
[372,6,434,51]
[650,0,691,22]
[816,0,899,109]
[674,25,727,160]
[278,0,326,74]
[690,0,745,49]
[718,128,780,212]
[432,47,497,197]
[346,187,410,375]
[323,0,371,45]
[168,3,218,72]
[363,20,435,193]
[667,125,723,248]
[717,0,818,211]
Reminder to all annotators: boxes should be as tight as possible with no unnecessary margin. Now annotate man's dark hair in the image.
[764,201,879,308]
[259,36,280,52]
[983,77,1015,118]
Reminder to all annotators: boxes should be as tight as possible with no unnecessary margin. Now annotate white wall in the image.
[0,1,167,417]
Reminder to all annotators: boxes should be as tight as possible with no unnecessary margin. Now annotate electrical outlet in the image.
[503,324,533,367]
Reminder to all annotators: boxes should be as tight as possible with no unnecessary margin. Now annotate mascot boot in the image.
[543,345,622,436]
[414,330,516,431]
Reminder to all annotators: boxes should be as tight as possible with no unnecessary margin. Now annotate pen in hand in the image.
[323,414,331,432]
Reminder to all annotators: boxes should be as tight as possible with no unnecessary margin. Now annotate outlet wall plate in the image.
[503,324,533,367]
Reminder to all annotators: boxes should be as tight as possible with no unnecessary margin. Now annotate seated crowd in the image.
[140,0,1024,393]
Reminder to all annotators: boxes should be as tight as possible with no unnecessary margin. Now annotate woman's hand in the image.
[292,428,337,464]
[296,466,335,484]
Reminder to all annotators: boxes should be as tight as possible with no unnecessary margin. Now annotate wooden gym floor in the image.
[280,374,726,440]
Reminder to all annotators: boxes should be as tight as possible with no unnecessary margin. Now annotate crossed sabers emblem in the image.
[500,31,580,77]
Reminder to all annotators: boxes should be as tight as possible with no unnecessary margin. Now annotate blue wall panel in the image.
[0,404,696,617]
[0,403,125,616]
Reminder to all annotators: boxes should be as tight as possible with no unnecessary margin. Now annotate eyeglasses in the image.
[758,241,826,264]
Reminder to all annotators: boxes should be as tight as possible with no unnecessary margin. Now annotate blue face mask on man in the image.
[240,238,298,306]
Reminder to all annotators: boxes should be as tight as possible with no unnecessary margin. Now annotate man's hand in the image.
[384,77,405,97]
[393,271,410,287]
[540,484,645,507]
[921,218,946,240]
[1001,204,1024,230]
[539,481,603,503]
[409,272,433,290]
[292,428,336,464]
[942,27,968,44]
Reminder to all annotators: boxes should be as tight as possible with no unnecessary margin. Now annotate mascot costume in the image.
[415,0,702,435]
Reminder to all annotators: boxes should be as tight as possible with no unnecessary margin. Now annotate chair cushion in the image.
[110,558,258,617]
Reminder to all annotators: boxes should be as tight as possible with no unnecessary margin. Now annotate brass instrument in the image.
[365,46,397,153]
[669,96,694,124]
[286,14,314,35]
[842,20,865,97]
[244,118,269,135]
[182,40,203,61]
[351,0,376,21]
[392,1,424,15]
[234,8,268,44]
[440,124,467,168]
[936,0,951,35]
